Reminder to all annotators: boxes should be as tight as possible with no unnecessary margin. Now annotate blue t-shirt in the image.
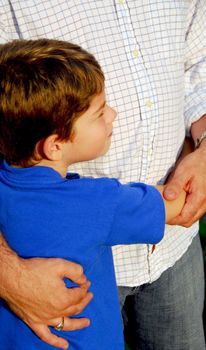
[0,161,165,350]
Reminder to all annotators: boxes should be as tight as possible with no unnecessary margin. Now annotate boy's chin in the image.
[100,145,111,157]
[87,142,112,161]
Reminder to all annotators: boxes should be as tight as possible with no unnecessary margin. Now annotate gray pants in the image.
[118,234,205,350]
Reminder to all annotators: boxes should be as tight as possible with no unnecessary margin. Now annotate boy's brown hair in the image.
[0,38,104,166]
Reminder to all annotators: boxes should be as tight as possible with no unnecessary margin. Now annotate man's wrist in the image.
[194,130,206,149]
[191,114,206,148]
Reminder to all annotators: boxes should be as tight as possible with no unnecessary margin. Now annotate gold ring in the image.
[54,317,64,331]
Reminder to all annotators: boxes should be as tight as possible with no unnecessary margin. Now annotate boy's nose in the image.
[108,106,117,122]
[112,108,117,121]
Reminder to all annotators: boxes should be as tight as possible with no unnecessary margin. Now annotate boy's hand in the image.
[163,139,206,227]
[0,235,92,349]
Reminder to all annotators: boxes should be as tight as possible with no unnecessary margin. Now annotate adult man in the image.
[0,1,206,349]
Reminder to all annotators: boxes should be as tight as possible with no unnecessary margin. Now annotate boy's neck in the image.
[36,159,68,177]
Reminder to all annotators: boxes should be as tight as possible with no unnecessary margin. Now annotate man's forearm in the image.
[0,234,21,301]
[163,114,206,226]
[178,137,194,162]
[175,114,206,162]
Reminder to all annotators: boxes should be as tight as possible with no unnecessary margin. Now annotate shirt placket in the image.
[115,0,159,183]
[115,0,160,275]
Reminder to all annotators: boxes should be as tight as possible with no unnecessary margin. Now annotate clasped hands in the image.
[163,137,206,227]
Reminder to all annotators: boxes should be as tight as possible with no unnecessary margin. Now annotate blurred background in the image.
[199,214,206,333]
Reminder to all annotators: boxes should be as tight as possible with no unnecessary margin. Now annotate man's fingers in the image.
[30,323,69,349]
[64,290,93,316]
[62,283,92,310]
[169,192,204,227]
[164,176,186,201]
[63,316,90,331]
[50,316,90,331]
[58,260,87,284]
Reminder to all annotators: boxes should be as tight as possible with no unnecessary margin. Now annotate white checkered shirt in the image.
[1,0,206,286]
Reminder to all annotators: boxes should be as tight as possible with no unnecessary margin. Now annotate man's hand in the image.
[163,138,206,227]
[0,235,93,349]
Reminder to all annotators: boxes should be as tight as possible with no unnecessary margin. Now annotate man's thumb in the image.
[163,179,183,201]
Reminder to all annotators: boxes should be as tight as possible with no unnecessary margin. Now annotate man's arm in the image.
[163,0,206,226]
[164,116,206,227]
[0,234,92,349]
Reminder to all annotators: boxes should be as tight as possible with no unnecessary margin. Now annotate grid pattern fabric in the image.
[1,0,206,286]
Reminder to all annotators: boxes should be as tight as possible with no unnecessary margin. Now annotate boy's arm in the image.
[156,186,186,224]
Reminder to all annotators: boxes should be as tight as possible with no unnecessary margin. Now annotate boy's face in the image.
[64,91,116,164]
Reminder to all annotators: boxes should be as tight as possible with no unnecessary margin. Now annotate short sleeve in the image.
[106,182,165,246]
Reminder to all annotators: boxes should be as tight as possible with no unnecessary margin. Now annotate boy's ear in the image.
[41,134,63,161]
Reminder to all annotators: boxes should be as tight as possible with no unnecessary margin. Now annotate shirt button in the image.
[119,0,125,4]
[146,100,153,108]
[149,148,153,156]
[133,49,139,58]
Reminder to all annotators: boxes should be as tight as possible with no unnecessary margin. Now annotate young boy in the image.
[0,39,185,350]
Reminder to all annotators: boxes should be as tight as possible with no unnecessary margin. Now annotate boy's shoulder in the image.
[66,175,161,208]
[66,173,123,202]
[67,172,121,188]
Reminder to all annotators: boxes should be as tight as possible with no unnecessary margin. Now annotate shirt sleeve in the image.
[184,0,206,134]
[106,182,165,246]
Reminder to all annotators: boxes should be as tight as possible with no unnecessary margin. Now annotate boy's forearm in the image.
[156,185,186,223]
